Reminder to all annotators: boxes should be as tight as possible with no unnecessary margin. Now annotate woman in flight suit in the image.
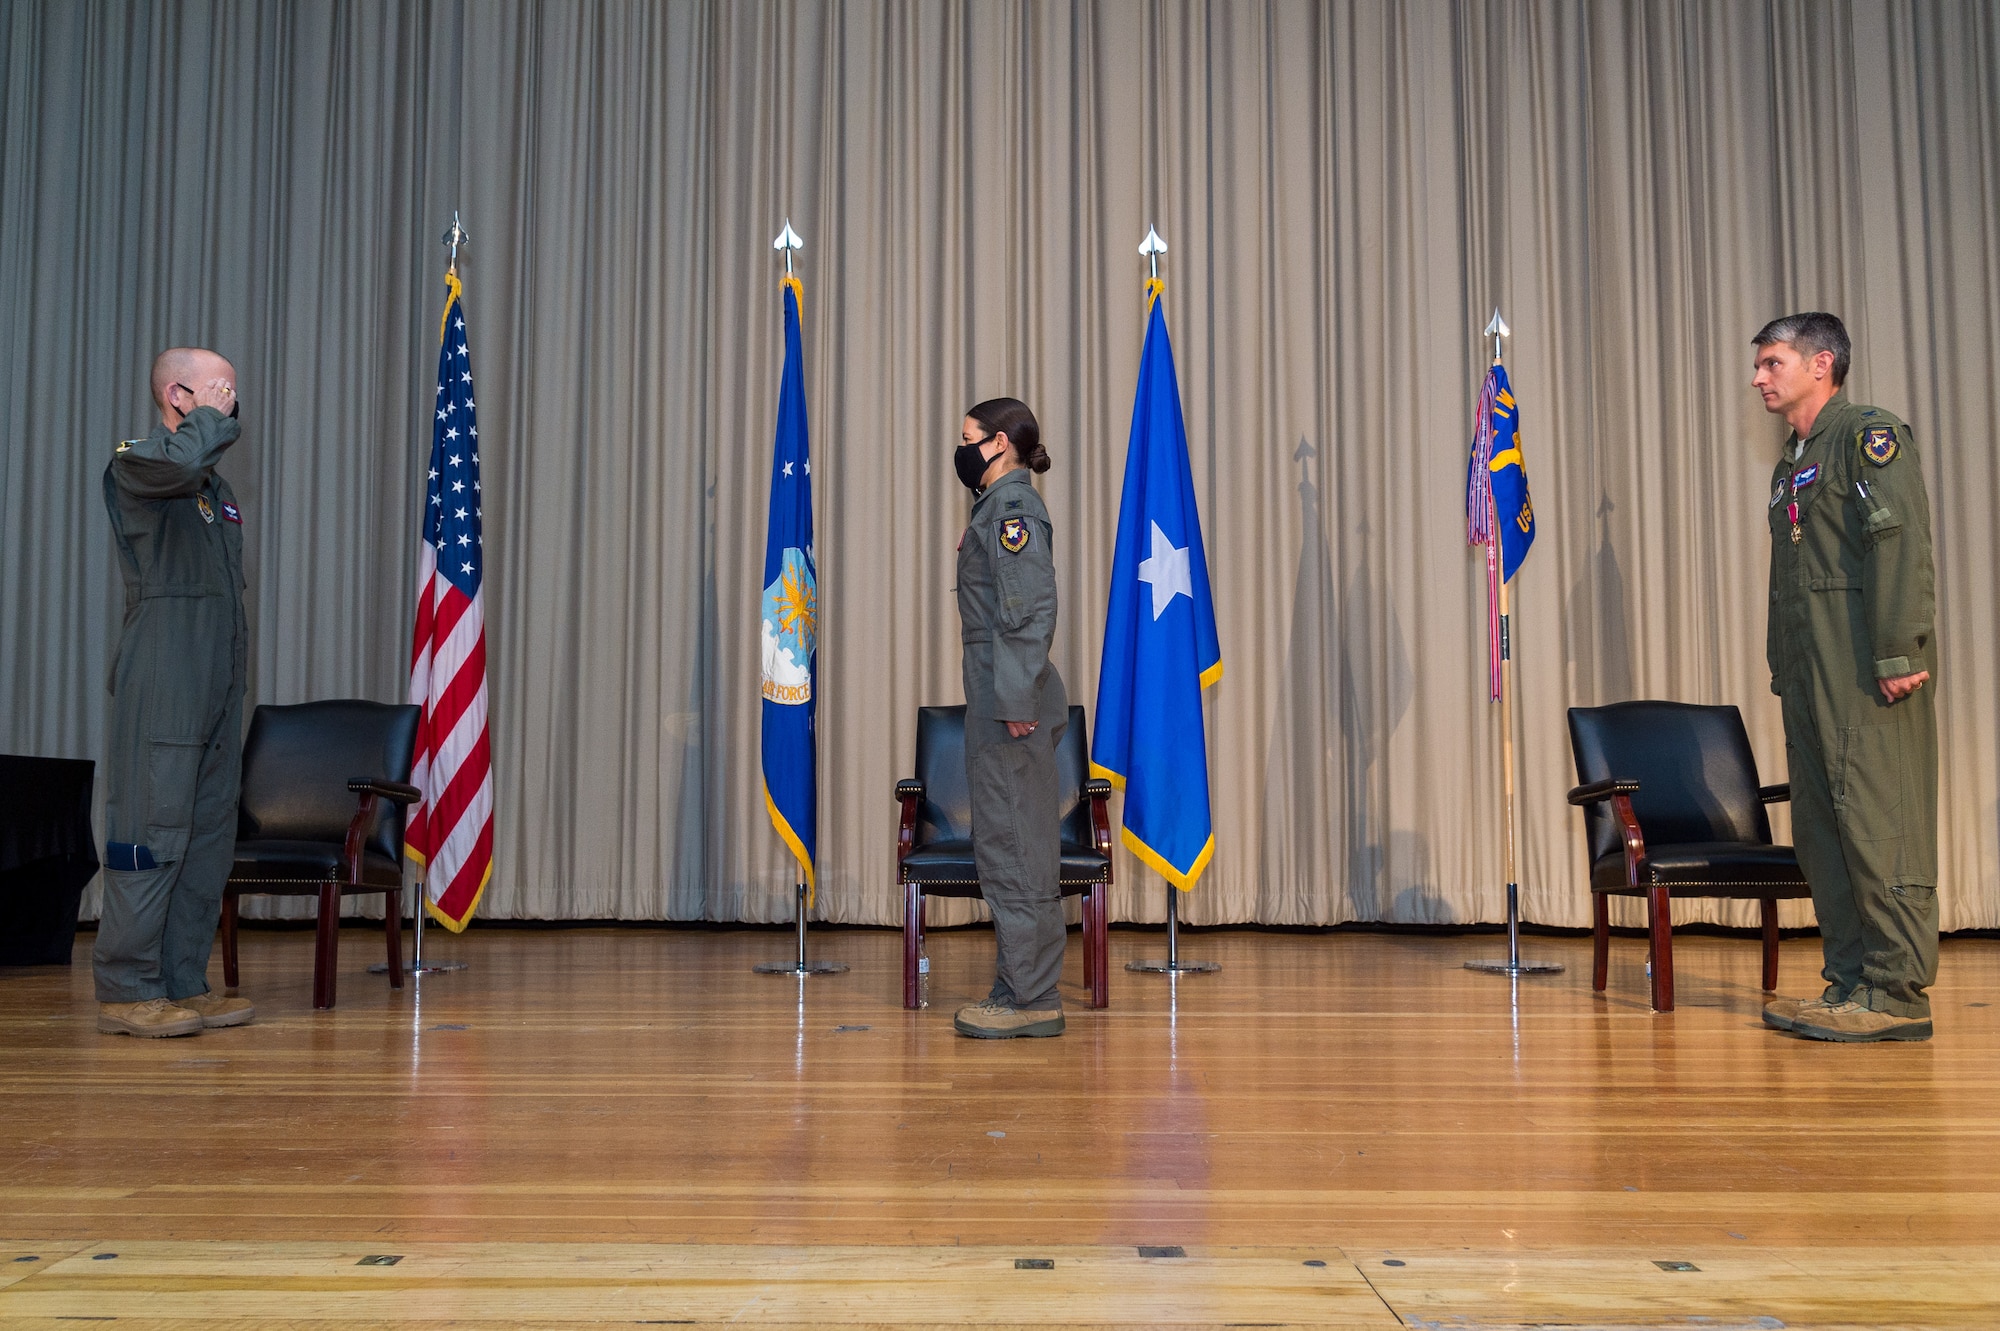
[951,397,1070,1039]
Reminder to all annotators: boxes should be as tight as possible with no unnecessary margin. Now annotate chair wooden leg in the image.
[221,894,240,993]
[1647,885,1674,1012]
[1076,896,1093,992]
[313,882,340,1011]
[1761,897,1781,993]
[383,886,404,990]
[903,883,922,1010]
[1089,884,1108,1009]
[1591,893,1609,993]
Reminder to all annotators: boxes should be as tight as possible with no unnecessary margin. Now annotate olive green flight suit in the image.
[94,405,248,1003]
[1766,390,1938,1019]
[957,467,1070,1011]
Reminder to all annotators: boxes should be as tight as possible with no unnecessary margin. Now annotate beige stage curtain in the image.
[3,1,1994,931]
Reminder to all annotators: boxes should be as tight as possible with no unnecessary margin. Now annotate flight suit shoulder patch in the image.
[115,438,141,454]
[1000,517,1030,553]
[1860,425,1899,467]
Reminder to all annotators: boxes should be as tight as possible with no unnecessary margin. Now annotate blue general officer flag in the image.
[1092,285,1223,890]
[1465,362,1536,698]
[761,273,818,894]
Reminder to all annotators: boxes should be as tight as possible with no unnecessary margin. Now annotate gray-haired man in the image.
[1752,313,1938,1043]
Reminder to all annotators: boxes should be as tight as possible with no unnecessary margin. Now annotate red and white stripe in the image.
[406,540,493,930]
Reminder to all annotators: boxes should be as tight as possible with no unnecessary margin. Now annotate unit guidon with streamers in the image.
[406,270,494,931]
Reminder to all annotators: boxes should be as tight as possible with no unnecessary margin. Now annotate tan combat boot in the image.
[1792,1000,1932,1043]
[953,1000,1065,1039]
[1762,995,1837,1032]
[97,998,203,1038]
[175,991,255,1028]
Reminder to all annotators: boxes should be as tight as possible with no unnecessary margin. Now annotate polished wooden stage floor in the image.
[3,924,1997,1328]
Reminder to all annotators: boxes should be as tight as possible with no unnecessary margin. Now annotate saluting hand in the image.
[1879,670,1929,703]
[191,377,237,414]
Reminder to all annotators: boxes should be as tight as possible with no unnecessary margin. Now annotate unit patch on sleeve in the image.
[220,501,242,524]
[1000,517,1030,553]
[1862,426,1899,467]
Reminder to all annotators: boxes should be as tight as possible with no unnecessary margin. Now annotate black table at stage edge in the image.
[0,755,99,965]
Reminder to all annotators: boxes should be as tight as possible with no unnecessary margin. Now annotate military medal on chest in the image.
[1787,462,1818,545]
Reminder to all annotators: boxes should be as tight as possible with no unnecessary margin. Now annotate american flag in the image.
[405,270,494,930]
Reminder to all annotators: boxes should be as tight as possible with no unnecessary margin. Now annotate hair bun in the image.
[966,396,1049,473]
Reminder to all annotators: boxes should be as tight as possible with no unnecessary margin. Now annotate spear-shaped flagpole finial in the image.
[773,219,803,275]
[1139,225,1168,282]
[1484,307,1510,365]
[442,211,469,275]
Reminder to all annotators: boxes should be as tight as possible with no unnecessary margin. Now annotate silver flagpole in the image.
[1465,309,1561,980]
[754,877,846,976]
[755,218,845,977]
[376,213,480,980]
[1127,881,1220,975]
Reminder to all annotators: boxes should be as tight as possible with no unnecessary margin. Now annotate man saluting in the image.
[1753,313,1939,1043]
[94,348,255,1036]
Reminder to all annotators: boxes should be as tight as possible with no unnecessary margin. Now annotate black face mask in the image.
[955,434,995,492]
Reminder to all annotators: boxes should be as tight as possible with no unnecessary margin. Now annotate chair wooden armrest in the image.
[1083,779,1113,857]
[341,793,380,884]
[349,777,421,803]
[1609,792,1648,883]
[1568,777,1641,807]
[895,779,922,866]
[1758,783,1791,804]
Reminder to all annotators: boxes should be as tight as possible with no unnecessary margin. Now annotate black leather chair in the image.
[1567,701,1811,1012]
[222,701,422,1010]
[895,705,1111,1010]
[0,756,99,965]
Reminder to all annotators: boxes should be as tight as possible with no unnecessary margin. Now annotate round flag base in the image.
[1126,959,1220,974]
[1463,958,1565,975]
[754,960,848,975]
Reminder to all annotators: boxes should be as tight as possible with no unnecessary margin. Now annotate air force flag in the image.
[761,274,817,893]
[1091,286,1223,890]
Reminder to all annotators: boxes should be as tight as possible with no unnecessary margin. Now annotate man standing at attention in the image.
[95,348,256,1036]
[1753,312,1938,1043]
